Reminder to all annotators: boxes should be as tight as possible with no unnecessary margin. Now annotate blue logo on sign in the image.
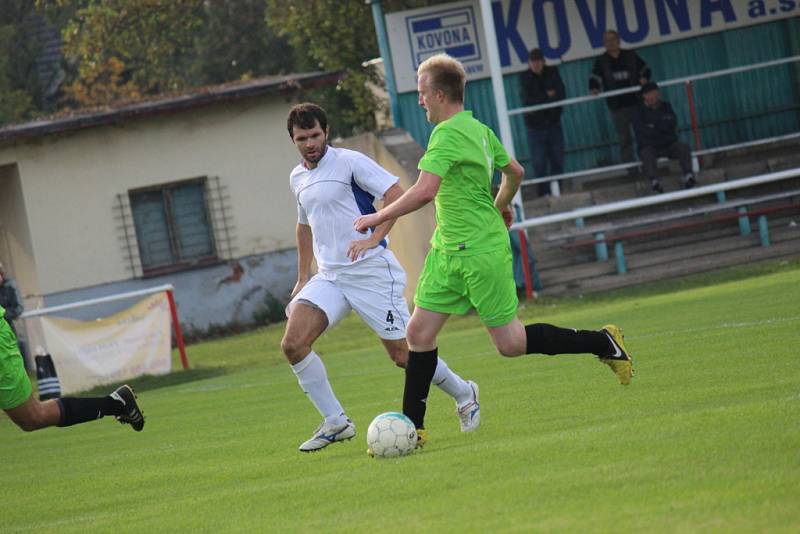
[406,6,481,69]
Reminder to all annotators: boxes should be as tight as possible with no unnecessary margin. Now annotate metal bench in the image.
[543,189,800,275]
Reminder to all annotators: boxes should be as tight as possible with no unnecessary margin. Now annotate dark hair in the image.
[287,103,328,138]
[528,48,544,61]
[641,81,659,94]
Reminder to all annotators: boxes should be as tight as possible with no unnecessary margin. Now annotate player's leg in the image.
[3,319,144,431]
[397,248,473,437]
[346,251,477,429]
[467,247,634,384]
[282,280,355,451]
[403,306,450,444]
[487,320,633,384]
[380,336,478,432]
[4,385,144,432]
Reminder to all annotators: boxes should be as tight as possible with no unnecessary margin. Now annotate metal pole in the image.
[369,0,402,128]
[20,284,175,318]
[518,230,534,300]
[479,0,537,298]
[685,81,703,151]
[166,289,189,370]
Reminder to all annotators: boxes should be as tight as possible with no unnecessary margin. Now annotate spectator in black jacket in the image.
[589,30,651,168]
[520,48,566,196]
[633,82,696,194]
[0,264,23,337]
[0,263,28,368]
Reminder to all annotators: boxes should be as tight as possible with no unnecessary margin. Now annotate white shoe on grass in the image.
[456,381,480,433]
[298,418,356,452]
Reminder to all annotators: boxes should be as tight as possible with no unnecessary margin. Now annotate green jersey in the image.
[418,111,511,255]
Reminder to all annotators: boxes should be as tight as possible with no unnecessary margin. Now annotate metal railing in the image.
[510,55,800,196]
[510,168,800,231]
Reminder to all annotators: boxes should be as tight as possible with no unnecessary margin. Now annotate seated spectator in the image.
[633,82,696,194]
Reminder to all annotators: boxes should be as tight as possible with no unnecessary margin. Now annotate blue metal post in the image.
[738,207,751,235]
[758,215,770,246]
[614,242,626,275]
[716,191,727,203]
[595,232,608,261]
[369,0,401,128]
[575,217,585,228]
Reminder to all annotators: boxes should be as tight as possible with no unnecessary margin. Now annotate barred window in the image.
[129,178,217,275]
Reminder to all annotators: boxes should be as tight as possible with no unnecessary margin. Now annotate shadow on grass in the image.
[72,367,228,397]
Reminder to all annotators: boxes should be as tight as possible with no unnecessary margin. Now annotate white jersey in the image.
[289,146,399,272]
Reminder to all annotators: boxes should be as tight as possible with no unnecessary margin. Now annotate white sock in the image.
[291,351,346,425]
[431,357,473,406]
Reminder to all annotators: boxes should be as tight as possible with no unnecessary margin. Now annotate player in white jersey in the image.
[282,103,479,452]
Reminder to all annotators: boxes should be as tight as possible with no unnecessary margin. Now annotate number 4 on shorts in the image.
[386,310,394,324]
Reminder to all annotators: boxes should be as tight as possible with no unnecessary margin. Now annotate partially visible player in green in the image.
[1,304,144,432]
[354,53,633,444]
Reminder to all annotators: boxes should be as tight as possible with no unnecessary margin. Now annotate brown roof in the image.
[0,71,343,143]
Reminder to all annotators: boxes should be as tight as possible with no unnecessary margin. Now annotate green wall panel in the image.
[396,19,800,176]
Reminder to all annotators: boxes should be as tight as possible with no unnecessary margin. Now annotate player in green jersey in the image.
[1,305,144,432]
[354,54,633,443]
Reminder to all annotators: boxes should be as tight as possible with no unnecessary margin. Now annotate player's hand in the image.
[501,207,513,229]
[347,236,379,261]
[290,278,308,299]
[547,89,556,98]
[353,212,381,234]
[590,88,599,96]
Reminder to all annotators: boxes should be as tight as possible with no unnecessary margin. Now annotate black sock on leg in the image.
[525,323,610,356]
[57,396,124,427]
[403,348,439,429]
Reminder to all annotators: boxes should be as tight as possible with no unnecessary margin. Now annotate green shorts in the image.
[414,246,518,328]
[0,318,31,410]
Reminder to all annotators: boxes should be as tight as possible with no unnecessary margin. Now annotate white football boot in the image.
[298,418,356,452]
[456,380,480,432]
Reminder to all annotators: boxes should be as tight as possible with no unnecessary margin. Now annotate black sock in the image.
[403,348,439,429]
[57,396,124,427]
[525,323,611,356]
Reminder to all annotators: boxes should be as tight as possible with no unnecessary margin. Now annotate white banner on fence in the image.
[40,293,171,394]
[386,0,799,92]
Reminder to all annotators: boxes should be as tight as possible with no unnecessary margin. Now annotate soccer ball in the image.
[366,412,417,458]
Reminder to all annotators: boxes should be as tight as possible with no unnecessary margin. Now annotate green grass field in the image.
[2,262,799,532]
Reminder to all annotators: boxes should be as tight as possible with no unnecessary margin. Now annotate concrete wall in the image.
[33,248,297,330]
[0,163,39,295]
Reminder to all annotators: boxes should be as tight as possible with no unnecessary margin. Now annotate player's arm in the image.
[292,222,313,297]
[347,183,404,261]
[353,171,441,233]
[493,159,525,225]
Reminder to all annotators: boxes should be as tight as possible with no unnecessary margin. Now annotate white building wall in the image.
[0,97,299,295]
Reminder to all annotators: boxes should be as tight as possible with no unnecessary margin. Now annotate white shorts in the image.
[286,250,410,340]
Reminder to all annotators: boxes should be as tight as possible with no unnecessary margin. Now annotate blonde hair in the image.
[417,54,466,103]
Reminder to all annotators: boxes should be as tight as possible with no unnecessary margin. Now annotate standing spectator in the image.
[589,30,651,168]
[0,263,24,337]
[633,82,697,193]
[520,48,565,196]
[0,264,30,370]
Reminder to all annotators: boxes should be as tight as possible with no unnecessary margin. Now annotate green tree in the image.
[195,0,296,85]
[265,0,449,136]
[46,0,205,107]
[0,1,41,124]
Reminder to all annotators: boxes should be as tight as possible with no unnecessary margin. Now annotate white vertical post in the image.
[478,0,528,218]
